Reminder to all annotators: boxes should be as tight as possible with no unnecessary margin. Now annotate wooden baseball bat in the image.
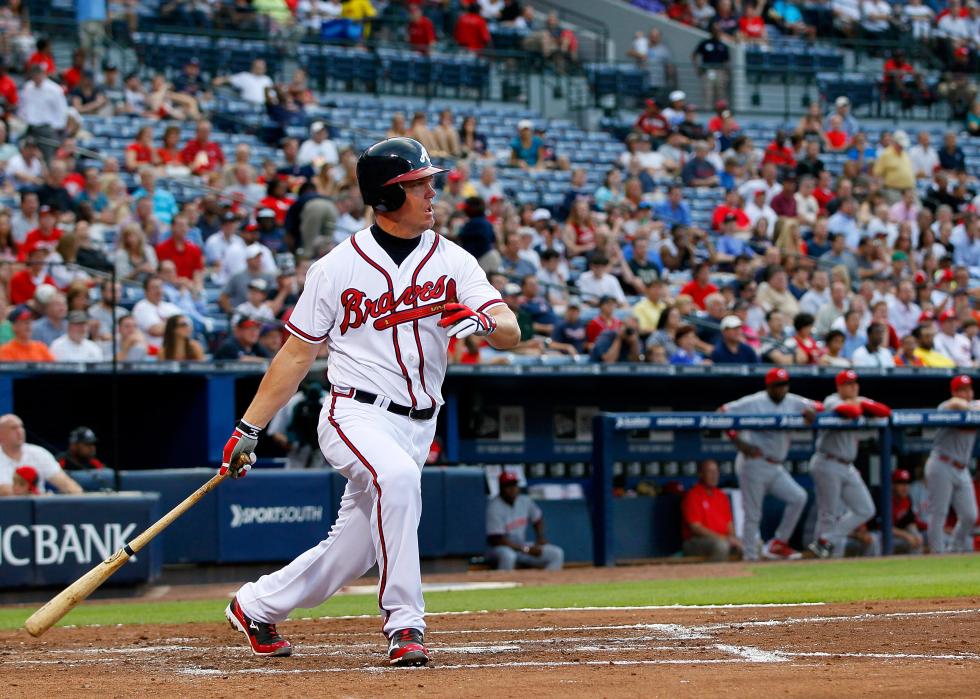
[24,469,232,637]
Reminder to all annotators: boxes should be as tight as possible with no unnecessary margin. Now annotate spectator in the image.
[552,303,586,353]
[0,306,54,361]
[585,295,622,346]
[181,119,225,175]
[160,314,205,361]
[457,196,498,271]
[938,131,966,173]
[454,4,491,52]
[486,470,564,571]
[793,312,823,364]
[632,279,667,334]
[31,291,67,346]
[562,198,598,259]
[824,96,859,138]
[132,275,181,349]
[156,214,204,282]
[214,316,271,362]
[757,265,800,317]
[70,69,107,116]
[234,277,277,325]
[173,57,209,99]
[628,28,674,93]
[873,130,914,202]
[681,459,740,561]
[758,310,801,364]
[219,243,277,312]
[692,23,730,106]
[57,426,106,471]
[824,114,848,151]
[510,119,545,170]
[0,414,81,495]
[6,136,43,189]
[499,231,537,279]
[115,313,153,362]
[459,115,488,159]
[50,310,102,361]
[592,316,642,363]
[738,2,768,45]
[851,321,895,367]
[9,247,55,305]
[681,141,719,186]
[934,309,973,365]
[770,176,799,219]
[912,323,954,367]
[114,223,158,283]
[576,254,626,306]
[710,315,759,363]
[297,121,339,169]
[124,125,155,172]
[25,37,55,75]
[634,99,670,142]
[653,185,693,229]
[670,323,709,365]
[820,328,851,366]
[679,261,719,310]
[407,3,436,53]
[213,58,273,105]
[860,0,894,40]
[839,308,867,358]
[133,167,178,225]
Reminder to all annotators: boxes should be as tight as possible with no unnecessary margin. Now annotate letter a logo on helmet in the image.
[357,137,447,213]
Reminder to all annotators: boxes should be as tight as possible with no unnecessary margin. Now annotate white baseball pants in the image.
[809,454,875,557]
[924,457,978,554]
[735,455,807,560]
[236,392,437,637]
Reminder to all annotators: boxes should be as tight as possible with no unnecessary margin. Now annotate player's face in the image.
[399,176,436,231]
[954,386,974,401]
[767,382,789,403]
[838,381,859,400]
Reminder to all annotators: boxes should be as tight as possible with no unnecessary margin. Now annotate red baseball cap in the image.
[951,375,973,393]
[939,309,957,323]
[499,471,519,486]
[765,367,790,385]
[446,169,463,182]
[918,310,935,323]
[14,466,39,494]
[836,369,858,386]
[935,268,954,284]
[913,270,928,286]
[892,469,912,484]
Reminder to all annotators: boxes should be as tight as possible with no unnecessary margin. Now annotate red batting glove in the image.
[438,303,497,339]
[219,420,260,479]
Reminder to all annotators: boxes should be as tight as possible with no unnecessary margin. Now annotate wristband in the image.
[237,419,262,439]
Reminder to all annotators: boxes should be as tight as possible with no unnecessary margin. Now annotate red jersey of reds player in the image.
[218,137,520,666]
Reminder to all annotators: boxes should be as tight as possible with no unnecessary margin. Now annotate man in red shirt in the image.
[711,188,750,230]
[180,119,225,175]
[18,206,62,261]
[408,4,437,53]
[156,214,204,281]
[9,248,56,305]
[61,48,86,93]
[25,38,55,75]
[679,261,719,309]
[682,459,740,561]
[0,60,18,112]
[634,99,670,141]
[454,4,491,52]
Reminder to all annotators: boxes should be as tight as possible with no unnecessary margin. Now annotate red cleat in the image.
[225,596,293,657]
[388,628,430,666]
[762,538,803,560]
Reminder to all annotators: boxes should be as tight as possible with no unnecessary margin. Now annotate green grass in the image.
[3,556,979,632]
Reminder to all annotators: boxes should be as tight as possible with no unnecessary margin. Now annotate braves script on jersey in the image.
[285,227,502,406]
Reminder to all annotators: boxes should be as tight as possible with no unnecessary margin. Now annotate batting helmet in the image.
[356,137,446,213]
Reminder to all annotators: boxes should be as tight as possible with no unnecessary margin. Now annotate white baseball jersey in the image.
[930,399,979,465]
[721,391,815,461]
[285,227,504,409]
[814,393,861,462]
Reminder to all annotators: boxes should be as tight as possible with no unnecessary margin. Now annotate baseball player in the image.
[219,137,520,664]
[808,369,891,558]
[719,368,819,561]
[486,471,564,570]
[924,375,979,554]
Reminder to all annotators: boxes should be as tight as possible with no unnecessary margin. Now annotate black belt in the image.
[346,388,436,421]
[819,451,851,465]
[937,453,967,470]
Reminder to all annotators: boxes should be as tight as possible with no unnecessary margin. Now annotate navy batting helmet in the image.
[356,137,446,212]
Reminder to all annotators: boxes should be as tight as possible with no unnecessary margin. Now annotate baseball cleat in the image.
[388,628,430,666]
[807,538,834,559]
[762,538,803,560]
[225,596,293,657]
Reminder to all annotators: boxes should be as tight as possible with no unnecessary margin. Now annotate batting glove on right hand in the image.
[438,303,497,340]
[220,420,260,479]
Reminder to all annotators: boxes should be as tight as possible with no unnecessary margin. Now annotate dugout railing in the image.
[592,410,980,566]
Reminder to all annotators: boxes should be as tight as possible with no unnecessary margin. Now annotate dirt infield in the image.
[4,597,980,698]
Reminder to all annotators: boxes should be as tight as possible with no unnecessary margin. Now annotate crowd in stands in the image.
[0,2,977,368]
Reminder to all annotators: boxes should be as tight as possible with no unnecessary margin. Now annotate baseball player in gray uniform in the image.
[925,374,979,554]
[486,471,564,570]
[719,368,819,561]
[808,369,892,558]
